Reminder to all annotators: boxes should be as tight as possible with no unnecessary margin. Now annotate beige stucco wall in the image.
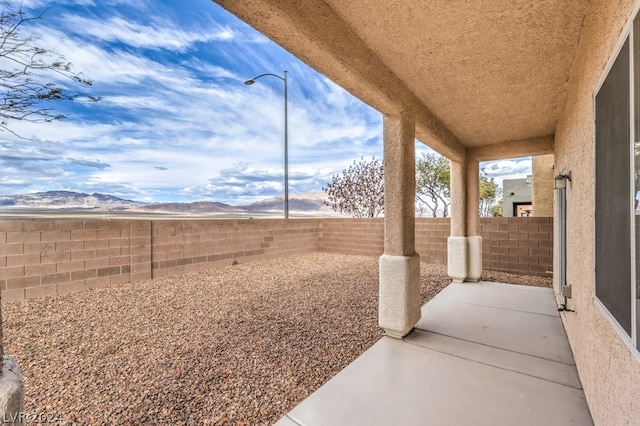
[532,154,554,217]
[554,0,640,423]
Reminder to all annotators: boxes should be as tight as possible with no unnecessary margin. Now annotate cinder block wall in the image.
[151,219,320,277]
[0,218,320,302]
[480,217,554,276]
[0,219,151,302]
[317,217,553,273]
[416,218,450,264]
[316,218,451,264]
[317,218,384,256]
[1,217,552,301]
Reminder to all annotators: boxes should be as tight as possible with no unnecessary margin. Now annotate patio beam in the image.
[469,135,554,162]
[379,111,421,338]
[415,117,465,162]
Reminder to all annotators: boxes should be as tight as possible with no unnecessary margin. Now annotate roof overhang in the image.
[215,0,588,161]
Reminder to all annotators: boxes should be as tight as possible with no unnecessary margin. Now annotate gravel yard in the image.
[3,253,551,425]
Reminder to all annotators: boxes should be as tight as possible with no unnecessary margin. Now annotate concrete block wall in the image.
[151,219,319,277]
[317,217,553,272]
[316,218,451,263]
[1,217,552,301]
[415,218,450,264]
[480,217,554,276]
[317,219,384,256]
[0,219,151,302]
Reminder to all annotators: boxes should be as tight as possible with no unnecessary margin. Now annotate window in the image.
[594,16,640,350]
[635,16,640,349]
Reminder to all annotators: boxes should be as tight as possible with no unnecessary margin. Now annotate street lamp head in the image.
[244,79,255,85]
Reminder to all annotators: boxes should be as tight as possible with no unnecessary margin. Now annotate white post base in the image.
[447,236,468,283]
[0,356,25,426]
[467,236,483,282]
[379,253,421,338]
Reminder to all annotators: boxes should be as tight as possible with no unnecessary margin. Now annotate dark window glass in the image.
[595,38,632,336]
[634,16,640,348]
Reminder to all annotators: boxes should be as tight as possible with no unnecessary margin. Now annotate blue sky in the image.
[0,0,531,204]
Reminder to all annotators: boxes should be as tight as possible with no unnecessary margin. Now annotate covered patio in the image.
[212,0,608,423]
[276,281,592,425]
[214,0,580,337]
[1,0,639,422]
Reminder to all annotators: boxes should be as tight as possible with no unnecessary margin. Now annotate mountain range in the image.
[0,191,332,214]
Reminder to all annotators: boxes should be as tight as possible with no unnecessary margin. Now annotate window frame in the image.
[593,8,640,357]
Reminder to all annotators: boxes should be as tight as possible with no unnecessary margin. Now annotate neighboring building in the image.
[217,1,640,423]
[502,154,555,217]
[502,176,532,217]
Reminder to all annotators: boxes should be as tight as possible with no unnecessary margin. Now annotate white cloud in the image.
[481,157,532,187]
[186,59,239,80]
[173,163,335,204]
[0,0,531,206]
[60,15,235,51]
[19,0,149,11]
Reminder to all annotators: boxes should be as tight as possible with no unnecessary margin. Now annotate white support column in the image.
[379,111,421,338]
[467,236,483,282]
[448,159,468,282]
[466,158,483,282]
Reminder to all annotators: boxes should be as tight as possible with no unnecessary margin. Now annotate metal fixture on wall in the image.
[554,172,572,189]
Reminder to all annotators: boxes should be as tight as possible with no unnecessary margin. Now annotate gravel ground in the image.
[3,253,551,425]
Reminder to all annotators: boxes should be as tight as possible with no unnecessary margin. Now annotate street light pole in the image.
[244,71,289,219]
[283,71,288,220]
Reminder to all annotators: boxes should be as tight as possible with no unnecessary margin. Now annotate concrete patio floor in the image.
[275,281,592,425]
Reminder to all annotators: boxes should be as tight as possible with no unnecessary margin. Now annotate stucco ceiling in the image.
[215,0,590,155]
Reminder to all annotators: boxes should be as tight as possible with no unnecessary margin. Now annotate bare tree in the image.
[415,152,450,217]
[322,156,384,218]
[0,1,97,136]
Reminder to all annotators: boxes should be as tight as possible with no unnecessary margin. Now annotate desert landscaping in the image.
[3,253,551,425]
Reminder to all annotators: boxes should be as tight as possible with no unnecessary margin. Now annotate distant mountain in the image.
[137,201,240,213]
[0,191,335,214]
[243,193,330,212]
[0,191,141,210]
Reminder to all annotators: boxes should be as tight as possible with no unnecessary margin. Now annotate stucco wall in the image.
[554,0,640,423]
[532,154,555,217]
